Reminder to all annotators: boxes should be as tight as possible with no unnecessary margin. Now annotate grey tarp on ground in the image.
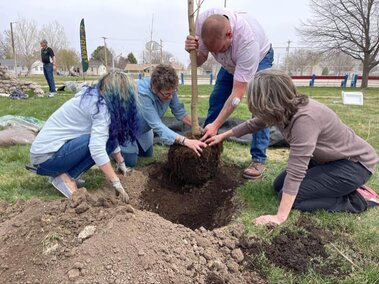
[0,115,45,146]
[154,117,288,147]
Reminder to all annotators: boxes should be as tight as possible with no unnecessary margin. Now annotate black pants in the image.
[274,159,371,213]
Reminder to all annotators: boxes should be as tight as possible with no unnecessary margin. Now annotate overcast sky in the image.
[1,0,311,66]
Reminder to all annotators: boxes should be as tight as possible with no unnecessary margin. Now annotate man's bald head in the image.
[201,14,232,52]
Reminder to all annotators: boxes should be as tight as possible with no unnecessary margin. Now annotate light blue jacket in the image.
[122,77,187,154]
[30,87,119,166]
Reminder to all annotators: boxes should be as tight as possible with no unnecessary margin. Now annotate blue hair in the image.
[103,84,139,149]
[80,72,139,150]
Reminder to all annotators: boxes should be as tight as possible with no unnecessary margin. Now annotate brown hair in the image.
[150,64,178,93]
[247,69,309,127]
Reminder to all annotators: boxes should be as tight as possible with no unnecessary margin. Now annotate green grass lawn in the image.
[17,74,100,87]
[0,78,378,283]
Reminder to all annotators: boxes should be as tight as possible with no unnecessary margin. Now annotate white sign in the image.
[341,91,363,105]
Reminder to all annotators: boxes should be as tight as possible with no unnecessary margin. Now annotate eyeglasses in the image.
[159,88,177,98]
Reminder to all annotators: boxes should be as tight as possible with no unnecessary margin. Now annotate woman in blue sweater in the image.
[30,71,139,202]
[121,64,206,167]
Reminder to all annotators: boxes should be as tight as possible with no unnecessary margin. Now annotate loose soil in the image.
[239,217,345,276]
[0,163,347,283]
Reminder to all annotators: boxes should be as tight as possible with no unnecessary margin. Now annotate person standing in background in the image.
[40,39,56,98]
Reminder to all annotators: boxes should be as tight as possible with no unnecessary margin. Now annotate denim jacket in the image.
[122,77,187,154]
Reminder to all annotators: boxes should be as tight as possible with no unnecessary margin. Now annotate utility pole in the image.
[224,0,227,8]
[102,36,108,72]
[285,40,291,73]
[10,22,17,76]
[149,14,154,74]
[160,39,163,64]
[112,53,122,70]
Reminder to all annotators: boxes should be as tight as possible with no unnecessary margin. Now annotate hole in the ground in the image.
[138,163,244,230]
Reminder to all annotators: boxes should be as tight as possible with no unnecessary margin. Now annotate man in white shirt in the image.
[185,8,274,179]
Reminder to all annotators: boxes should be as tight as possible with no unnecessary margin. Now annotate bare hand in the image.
[184,138,207,157]
[254,214,286,226]
[185,35,199,52]
[205,133,224,146]
[200,123,218,141]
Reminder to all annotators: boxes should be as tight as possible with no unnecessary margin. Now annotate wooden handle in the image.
[188,0,201,136]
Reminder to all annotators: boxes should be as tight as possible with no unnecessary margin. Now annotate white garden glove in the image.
[116,161,132,176]
[111,179,130,203]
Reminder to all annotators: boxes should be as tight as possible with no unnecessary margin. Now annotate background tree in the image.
[114,55,129,69]
[141,48,177,64]
[55,48,79,72]
[39,21,69,52]
[284,49,321,75]
[297,0,379,88]
[320,51,356,75]
[159,50,176,64]
[90,45,113,67]
[12,16,39,75]
[201,54,220,74]
[127,52,137,64]
[0,32,11,59]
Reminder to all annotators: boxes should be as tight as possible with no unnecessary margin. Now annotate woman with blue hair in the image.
[30,71,139,202]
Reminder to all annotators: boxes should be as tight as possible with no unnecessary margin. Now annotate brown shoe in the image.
[243,162,266,179]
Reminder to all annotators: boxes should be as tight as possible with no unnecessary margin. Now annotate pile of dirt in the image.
[0,163,347,283]
[238,217,344,276]
[0,164,264,283]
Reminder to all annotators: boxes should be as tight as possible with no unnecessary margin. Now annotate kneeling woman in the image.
[121,64,206,166]
[207,69,379,225]
[30,71,139,202]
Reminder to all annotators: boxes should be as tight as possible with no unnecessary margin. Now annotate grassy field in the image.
[0,76,378,283]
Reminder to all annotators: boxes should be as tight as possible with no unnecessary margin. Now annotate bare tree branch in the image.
[39,21,69,52]
[13,16,39,75]
[297,0,379,87]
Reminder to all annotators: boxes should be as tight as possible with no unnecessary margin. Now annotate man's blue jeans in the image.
[35,134,114,179]
[204,47,274,163]
[43,63,56,93]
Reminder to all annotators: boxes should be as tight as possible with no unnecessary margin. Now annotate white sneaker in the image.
[49,176,85,188]
[48,92,56,98]
[51,176,74,198]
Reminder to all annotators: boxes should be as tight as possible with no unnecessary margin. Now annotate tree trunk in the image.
[188,0,201,136]
[360,55,370,89]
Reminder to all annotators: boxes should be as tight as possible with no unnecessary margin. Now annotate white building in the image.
[0,59,27,75]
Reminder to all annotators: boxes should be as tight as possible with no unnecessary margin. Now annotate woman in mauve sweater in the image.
[207,69,379,225]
